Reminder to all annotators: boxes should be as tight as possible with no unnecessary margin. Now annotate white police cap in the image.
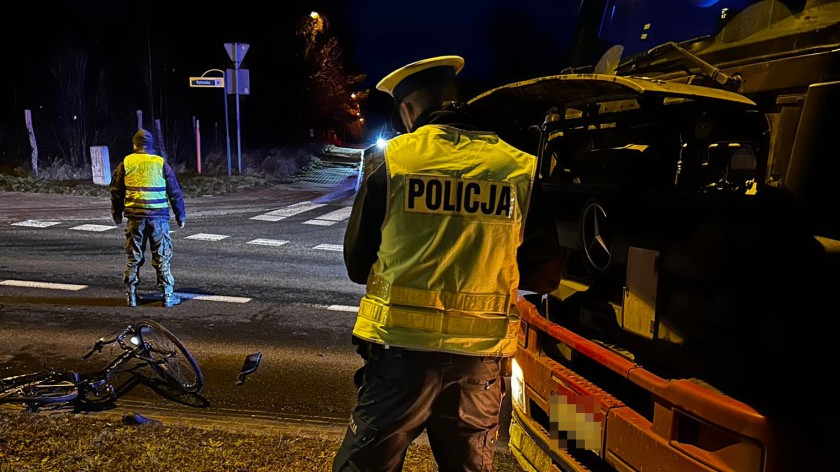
[376,55,465,101]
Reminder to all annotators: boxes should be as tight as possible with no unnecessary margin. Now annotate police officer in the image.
[110,128,186,308]
[334,55,563,472]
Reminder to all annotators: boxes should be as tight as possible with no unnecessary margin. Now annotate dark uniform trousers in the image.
[123,218,174,289]
[332,340,504,472]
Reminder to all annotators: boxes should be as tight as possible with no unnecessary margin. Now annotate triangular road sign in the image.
[224,43,250,68]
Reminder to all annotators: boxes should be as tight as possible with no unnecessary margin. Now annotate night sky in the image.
[0,0,769,162]
[345,0,581,91]
[0,0,582,158]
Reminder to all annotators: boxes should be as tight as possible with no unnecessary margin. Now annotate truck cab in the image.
[468,1,840,471]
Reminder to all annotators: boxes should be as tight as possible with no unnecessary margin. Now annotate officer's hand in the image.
[177,220,185,229]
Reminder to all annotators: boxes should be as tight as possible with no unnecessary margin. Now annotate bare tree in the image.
[297,13,367,143]
[142,22,175,160]
[50,47,90,168]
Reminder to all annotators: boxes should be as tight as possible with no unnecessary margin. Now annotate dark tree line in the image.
[1,2,369,176]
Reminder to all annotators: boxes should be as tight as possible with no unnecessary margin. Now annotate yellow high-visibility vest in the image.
[124,153,168,211]
[352,124,537,357]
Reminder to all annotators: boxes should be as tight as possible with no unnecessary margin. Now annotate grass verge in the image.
[0,151,332,198]
[0,173,287,199]
[0,411,522,471]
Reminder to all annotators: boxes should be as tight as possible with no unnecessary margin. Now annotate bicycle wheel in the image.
[135,319,204,393]
[0,371,79,405]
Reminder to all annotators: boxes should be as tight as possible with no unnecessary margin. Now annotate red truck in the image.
[468,1,840,471]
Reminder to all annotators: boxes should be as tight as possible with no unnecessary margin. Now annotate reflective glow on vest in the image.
[124,153,168,210]
[352,125,537,357]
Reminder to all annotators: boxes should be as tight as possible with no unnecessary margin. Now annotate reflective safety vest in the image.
[123,153,168,212]
[352,124,537,357]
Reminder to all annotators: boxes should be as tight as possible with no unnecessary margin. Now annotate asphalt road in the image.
[0,166,515,449]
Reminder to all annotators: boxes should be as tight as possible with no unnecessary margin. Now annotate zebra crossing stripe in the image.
[303,220,336,226]
[0,280,88,291]
[251,201,326,222]
[71,224,116,232]
[247,238,289,247]
[11,220,61,228]
[303,206,353,226]
[186,233,230,241]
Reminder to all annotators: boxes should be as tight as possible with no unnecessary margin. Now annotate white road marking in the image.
[328,305,358,312]
[250,214,287,222]
[11,220,61,228]
[175,293,251,303]
[0,279,87,291]
[185,233,230,241]
[70,224,116,232]
[299,303,359,312]
[313,244,343,252]
[251,201,326,221]
[247,238,289,247]
[303,219,336,226]
[303,206,352,226]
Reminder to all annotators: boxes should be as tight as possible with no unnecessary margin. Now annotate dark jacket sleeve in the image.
[109,163,126,220]
[517,179,567,294]
[344,152,386,285]
[163,163,187,223]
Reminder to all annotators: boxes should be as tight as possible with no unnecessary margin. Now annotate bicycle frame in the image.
[78,323,180,400]
[1,320,203,408]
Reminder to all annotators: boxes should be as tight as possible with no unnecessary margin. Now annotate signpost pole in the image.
[188,70,229,176]
[224,42,249,175]
[196,118,202,175]
[223,86,232,176]
[234,43,243,174]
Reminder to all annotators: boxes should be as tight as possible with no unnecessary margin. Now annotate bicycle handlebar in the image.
[82,339,105,359]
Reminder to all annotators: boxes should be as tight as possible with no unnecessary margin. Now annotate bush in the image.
[34,158,93,181]
[196,144,320,178]
[0,145,330,197]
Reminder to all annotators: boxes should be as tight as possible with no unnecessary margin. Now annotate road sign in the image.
[189,77,225,88]
[224,43,250,175]
[225,69,250,95]
[224,43,250,68]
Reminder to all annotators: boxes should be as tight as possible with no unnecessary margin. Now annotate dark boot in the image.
[162,287,181,307]
[126,286,137,307]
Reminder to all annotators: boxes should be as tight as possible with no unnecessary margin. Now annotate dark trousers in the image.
[333,341,504,472]
[123,218,174,289]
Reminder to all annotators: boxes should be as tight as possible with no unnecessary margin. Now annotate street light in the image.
[311,12,325,36]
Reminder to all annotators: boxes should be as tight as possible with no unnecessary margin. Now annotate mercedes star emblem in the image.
[581,201,612,272]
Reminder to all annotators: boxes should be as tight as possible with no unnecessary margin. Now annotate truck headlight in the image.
[510,358,526,411]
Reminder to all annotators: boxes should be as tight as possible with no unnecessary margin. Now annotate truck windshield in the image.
[597,0,838,57]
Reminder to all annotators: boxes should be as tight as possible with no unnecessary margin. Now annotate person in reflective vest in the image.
[333,55,565,472]
[110,128,186,307]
